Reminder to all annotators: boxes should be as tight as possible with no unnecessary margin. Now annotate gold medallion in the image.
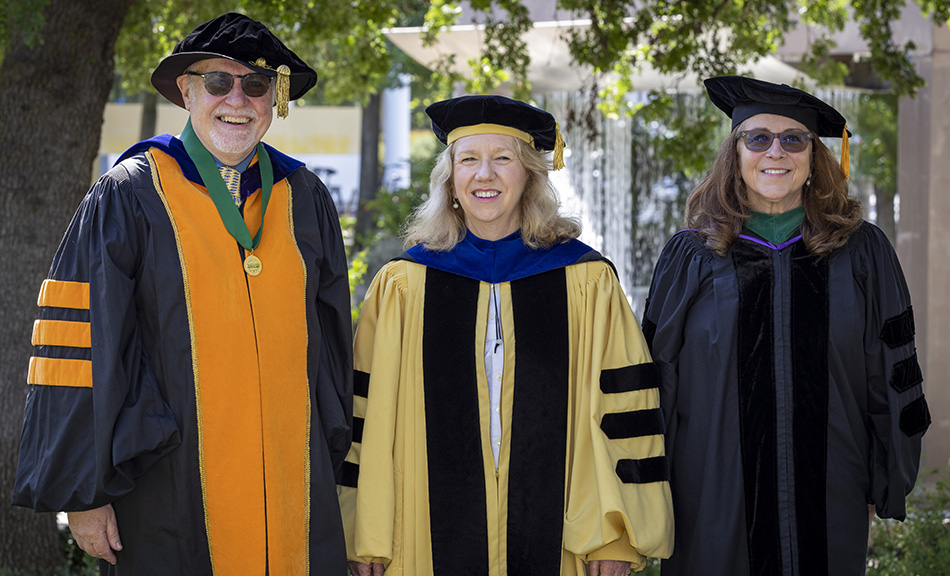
[244,254,262,276]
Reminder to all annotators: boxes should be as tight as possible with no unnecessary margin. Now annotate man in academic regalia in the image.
[12,13,352,575]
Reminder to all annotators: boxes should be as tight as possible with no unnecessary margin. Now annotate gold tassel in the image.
[553,122,566,170]
[251,58,291,119]
[276,65,291,119]
[840,124,850,179]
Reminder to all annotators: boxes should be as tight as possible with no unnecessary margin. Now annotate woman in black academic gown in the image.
[340,95,674,576]
[642,76,931,576]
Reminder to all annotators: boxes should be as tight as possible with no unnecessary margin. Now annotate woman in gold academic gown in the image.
[340,95,674,576]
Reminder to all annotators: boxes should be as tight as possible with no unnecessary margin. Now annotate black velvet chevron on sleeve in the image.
[600,363,660,393]
[598,365,669,485]
[879,307,915,349]
[616,457,669,484]
[339,369,371,489]
[600,409,665,439]
[900,397,932,437]
[889,353,923,393]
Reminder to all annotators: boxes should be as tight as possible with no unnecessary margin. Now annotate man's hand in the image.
[348,561,385,575]
[589,559,631,576]
[67,504,123,565]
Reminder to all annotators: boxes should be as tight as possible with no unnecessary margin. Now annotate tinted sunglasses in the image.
[186,71,272,98]
[736,129,814,153]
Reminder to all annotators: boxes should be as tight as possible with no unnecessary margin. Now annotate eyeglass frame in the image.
[735,129,815,153]
[184,71,273,99]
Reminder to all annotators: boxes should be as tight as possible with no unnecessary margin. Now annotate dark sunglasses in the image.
[736,129,814,153]
[186,71,272,98]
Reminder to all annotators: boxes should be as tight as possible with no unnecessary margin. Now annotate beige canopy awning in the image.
[385,19,813,94]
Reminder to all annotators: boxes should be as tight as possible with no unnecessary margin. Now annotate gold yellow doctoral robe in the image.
[339,234,674,576]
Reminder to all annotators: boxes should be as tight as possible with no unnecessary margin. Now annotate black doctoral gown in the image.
[642,223,930,576]
[14,134,353,575]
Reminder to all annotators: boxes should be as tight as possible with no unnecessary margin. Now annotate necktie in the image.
[218,165,242,206]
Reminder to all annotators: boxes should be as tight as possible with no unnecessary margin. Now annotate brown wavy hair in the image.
[403,136,580,250]
[685,125,863,256]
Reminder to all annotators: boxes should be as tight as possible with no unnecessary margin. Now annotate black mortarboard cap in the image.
[426,95,566,169]
[705,75,851,177]
[151,13,317,118]
[704,76,848,138]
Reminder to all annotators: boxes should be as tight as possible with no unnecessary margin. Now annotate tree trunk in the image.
[354,92,382,250]
[0,0,133,571]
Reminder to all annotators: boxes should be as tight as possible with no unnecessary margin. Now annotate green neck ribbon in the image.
[180,118,273,251]
[746,206,805,244]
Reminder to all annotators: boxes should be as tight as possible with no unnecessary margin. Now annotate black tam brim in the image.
[426,95,559,151]
[150,12,317,109]
[704,76,849,138]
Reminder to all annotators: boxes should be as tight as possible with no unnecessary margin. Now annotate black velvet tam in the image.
[704,76,849,137]
[426,95,559,151]
[151,12,317,108]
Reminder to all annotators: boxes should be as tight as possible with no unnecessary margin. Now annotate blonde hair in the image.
[403,136,580,250]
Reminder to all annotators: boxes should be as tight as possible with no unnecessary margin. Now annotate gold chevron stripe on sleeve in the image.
[37,279,90,310]
[31,319,92,348]
[28,356,93,388]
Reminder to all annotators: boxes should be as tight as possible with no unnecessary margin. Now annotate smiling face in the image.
[452,133,528,240]
[737,113,813,214]
[176,57,274,165]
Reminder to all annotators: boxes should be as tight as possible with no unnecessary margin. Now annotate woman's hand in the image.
[348,560,385,575]
[589,559,631,576]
